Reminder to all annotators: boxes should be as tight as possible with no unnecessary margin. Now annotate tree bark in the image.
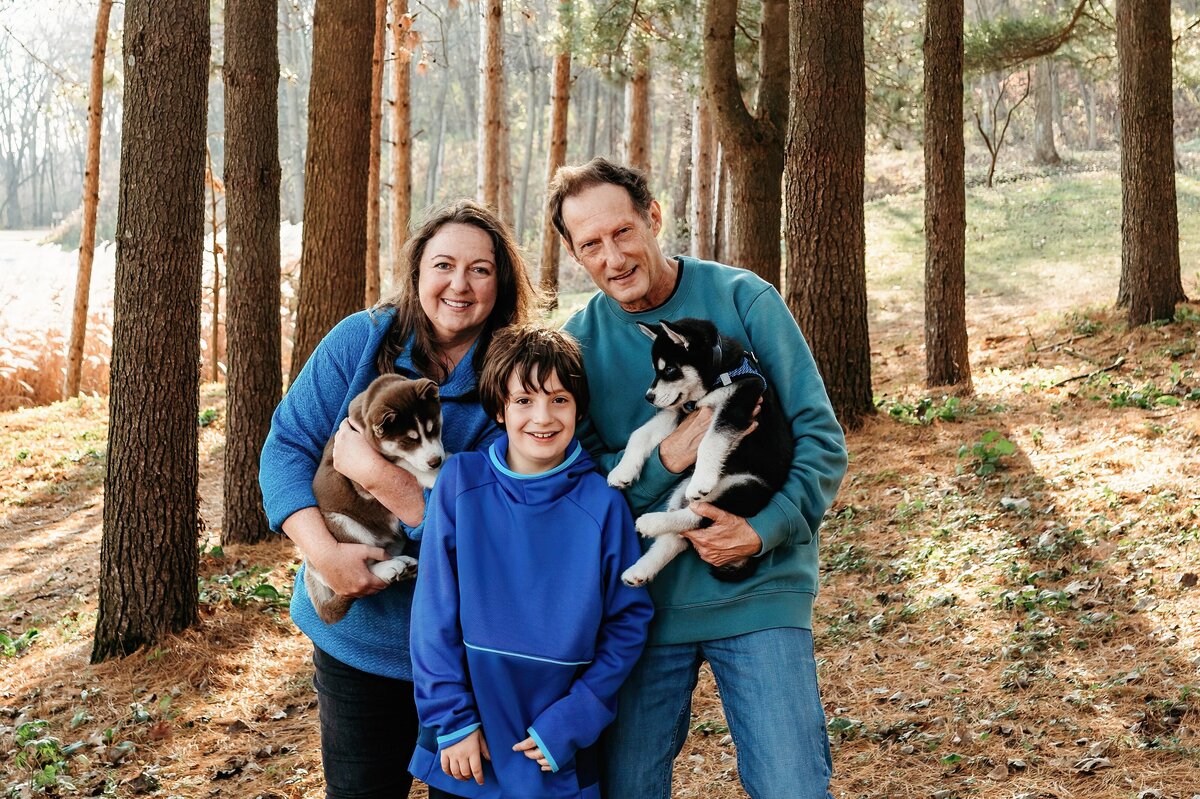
[624,36,651,176]
[365,0,387,306]
[786,0,872,428]
[289,0,374,382]
[923,0,972,389]
[690,98,714,260]
[477,0,503,211]
[391,0,413,284]
[64,0,114,399]
[1032,57,1061,165]
[207,148,223,383]
[672,103,692,254]
[702,0,788,287]
[222,0,282,546]
[92,0,207,662]
[539,4,571,309]
[1117,0,1185,324]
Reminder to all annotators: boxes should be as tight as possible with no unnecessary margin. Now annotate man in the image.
[554,157,848,799]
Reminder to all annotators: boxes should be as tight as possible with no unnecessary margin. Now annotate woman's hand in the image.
[282,507,389,597]
[332,419,425,527]
[442,729,491,784]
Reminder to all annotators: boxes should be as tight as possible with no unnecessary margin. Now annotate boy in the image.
[408,324,653,799]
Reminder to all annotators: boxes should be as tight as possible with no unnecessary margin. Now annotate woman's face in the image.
[417,223,499,347]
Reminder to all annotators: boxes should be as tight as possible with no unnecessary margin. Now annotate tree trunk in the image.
[223,0,281,545]
[391,0,413,282]
[624,36,651,176]
[672,103,693,254]
[712,144,727,263]
[690,98,714,260]
[289,0,374,382]
[585,73,599,158]
[1117,0,1185,324]
[786,0,872,428]
[92,0,207,662]
[1032,57,1060,165]
[64,0,113,399]
[477,0,503,211]
[923,0,972,389]
[539,9,571,309]
[1082,78,1097,149]
[498,58,515,226]
[516,19,540,242]
[702,0,788,287]
[425,63,448,208]
[365,0,387,306]
[207,148,223,383]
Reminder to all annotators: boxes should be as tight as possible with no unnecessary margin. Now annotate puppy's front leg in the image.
[608,409,680,489]
[687,387,753,502]
[621,533,690,587]
[636,508,704,539]
[370,555,419,583]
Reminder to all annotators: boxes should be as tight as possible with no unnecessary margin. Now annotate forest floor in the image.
[4,164,1200,798]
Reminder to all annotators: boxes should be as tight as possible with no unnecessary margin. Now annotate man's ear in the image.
[659,320,689,349]
[561,235,579,264]
[648,199,663,236]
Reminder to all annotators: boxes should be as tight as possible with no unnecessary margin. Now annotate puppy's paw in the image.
[685,473,717,502]
[607,459,641,489]
[371,556,418,583]
[636,512,673,539]
[621,563,655,587]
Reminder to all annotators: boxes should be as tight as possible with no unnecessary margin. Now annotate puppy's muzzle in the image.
[426,455,443,469]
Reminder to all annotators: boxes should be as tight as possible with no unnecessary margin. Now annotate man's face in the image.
[560,183,674,313]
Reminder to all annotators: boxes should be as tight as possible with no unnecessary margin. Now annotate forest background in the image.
[3,0,1200,797]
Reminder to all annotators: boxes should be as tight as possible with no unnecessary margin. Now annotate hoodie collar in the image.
[393,333,481,400]
[486,436,592,505]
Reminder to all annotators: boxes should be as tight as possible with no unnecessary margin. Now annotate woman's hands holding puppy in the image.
[282,508,389,597]
[333,419,425,527]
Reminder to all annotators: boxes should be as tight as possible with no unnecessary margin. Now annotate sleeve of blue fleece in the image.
[410,460,481,746]
[526,496,653,770]
[741,288,848,553]
[259,314,370,532]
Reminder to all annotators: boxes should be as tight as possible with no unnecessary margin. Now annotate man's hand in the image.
[513,736,552,772]
[308,536,390,597]
[658,407,712,473]
[441,729,491,784]
[682,503,762,566]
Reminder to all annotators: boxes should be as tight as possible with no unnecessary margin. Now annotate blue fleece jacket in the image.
[409,437,653,799]
[259,309,501,680]
[564,257,848,644]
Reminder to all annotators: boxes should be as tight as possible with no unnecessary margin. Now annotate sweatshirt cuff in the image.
[526,682,611,772]
[625,445,683,512]
[526,726,560,773]
[748,495,801,554]
[437,722,480,747]
[265,486,318,533]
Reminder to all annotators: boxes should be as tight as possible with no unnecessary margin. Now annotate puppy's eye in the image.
[407,430,420,440]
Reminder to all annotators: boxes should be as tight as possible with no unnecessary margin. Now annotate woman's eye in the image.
[472,266,493,276]
[407,430,420,440]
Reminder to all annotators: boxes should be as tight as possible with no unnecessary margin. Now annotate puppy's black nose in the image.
[644,390,655,402]
[427,455,443,469]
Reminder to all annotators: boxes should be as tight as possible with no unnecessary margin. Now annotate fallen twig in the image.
[1050,355,1125,388]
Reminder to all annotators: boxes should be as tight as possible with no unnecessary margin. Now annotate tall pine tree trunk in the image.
[786,0,872,428]
[289,0,374,382]
[364,0,387,306]
[624,36,651,176]
[539,2,571,308]
[923,0,972,389]
[1032,57,1060,165]
[391,0,413,278]
[690,98,714,260]
[223,0,281,546]
[477,0,503,211]
[703,0,787,287]
[64,0,113,399]
[92,0,207,662]
[1117,0,1185,324]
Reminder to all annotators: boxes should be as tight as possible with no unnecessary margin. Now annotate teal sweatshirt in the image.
[563,256,847,644]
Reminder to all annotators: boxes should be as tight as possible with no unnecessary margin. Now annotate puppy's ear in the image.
[372,409,395,438]
[416,378,439,400]
[347,393,369,433]
[636,322,659,341]
[659,320,689,349]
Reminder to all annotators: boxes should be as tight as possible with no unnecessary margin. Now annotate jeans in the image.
[313,646,419,799]
[601,627,833,799]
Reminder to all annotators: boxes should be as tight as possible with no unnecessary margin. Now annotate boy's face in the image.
[497,367,577,475]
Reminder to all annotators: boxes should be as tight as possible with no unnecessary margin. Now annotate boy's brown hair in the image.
[479,325,590,422]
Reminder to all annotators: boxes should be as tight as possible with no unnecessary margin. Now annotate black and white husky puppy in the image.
[607,318,791,586]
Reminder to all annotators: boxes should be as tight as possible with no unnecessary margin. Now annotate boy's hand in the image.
[441,729,490,784]
[513,736,552,772]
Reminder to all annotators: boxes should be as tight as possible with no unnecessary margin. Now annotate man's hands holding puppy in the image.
[657,404,763,566]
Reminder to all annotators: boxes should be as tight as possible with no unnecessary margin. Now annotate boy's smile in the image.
[498,368,577,474]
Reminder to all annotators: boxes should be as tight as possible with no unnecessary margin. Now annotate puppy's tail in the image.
[709,558,758,583]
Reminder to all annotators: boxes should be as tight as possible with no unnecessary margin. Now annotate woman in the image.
[259,199,538,798]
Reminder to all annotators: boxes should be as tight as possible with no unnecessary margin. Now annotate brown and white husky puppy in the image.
[307,374,445,623]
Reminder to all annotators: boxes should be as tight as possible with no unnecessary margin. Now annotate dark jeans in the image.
[425,788,466,799]
[312,646,419,799]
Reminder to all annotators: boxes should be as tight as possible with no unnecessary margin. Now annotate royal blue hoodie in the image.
[409,437,653,799]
